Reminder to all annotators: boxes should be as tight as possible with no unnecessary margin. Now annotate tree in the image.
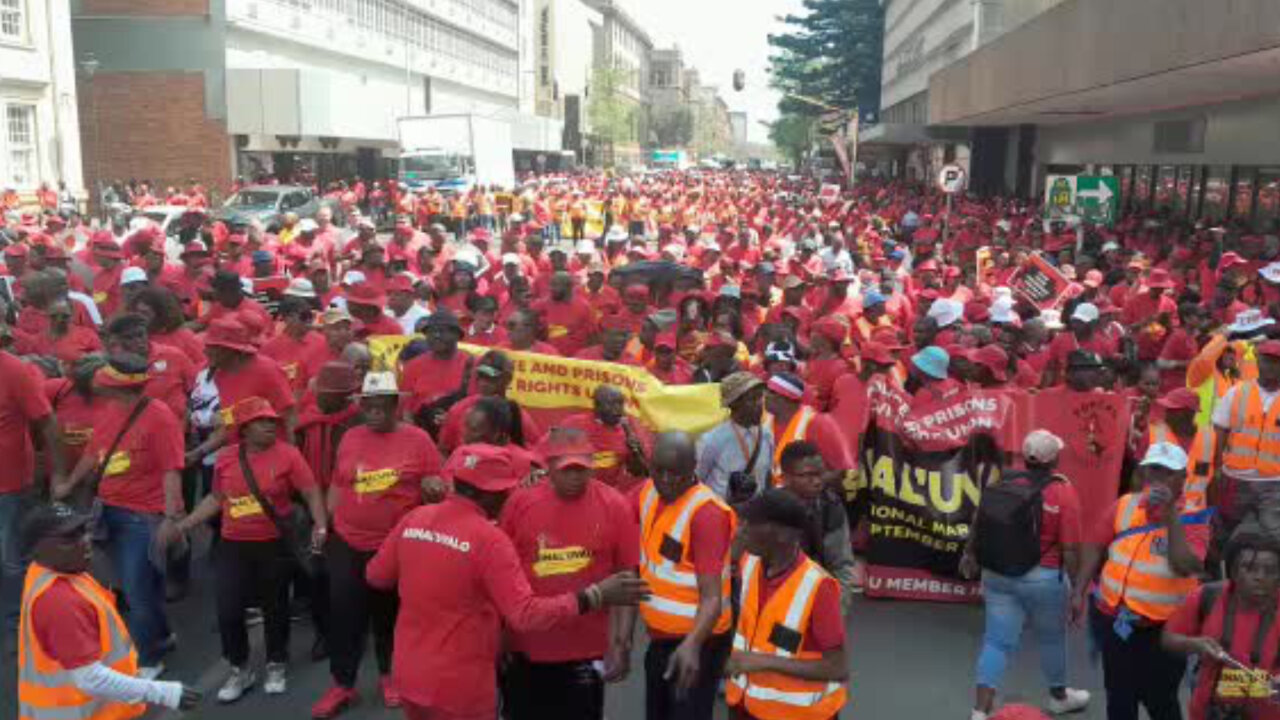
[587,66,636,167]
[767,0,884,116]
[767,115,815,170]
[651,107,694,148]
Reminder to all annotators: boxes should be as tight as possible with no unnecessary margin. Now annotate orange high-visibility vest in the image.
[764,407,817,487]
[1222,381,1280,476]
[1149,423,1216,511]
[1097,493,1207,622]
[638,480,736,636]
[725,554,848,720]
[18,564,145,720]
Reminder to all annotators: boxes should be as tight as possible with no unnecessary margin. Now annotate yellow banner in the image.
[368,337,727,435]
[560,200,606,239]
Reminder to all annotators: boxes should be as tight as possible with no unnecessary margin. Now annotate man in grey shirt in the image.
[697,372,774,502]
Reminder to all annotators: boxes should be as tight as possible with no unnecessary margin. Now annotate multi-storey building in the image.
[585,0,649,167]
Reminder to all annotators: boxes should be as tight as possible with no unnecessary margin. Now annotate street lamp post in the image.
[80,55,102,221]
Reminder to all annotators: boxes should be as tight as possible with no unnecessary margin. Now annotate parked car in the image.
[212,184,321,231]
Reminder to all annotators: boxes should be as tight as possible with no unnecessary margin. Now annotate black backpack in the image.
[974,470,1063,576]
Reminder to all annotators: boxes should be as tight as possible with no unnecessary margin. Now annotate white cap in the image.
[1260,262,1280,284]
[605,227,628,243]
[1227,307,1275,334]
[501,252,521,266]
[662,244,686,261]
[297,218,319,233]
[1101,240,1121,253]
[120,267,148,286]
[927,298,963,328]
[991,296,1018,324]
[1070,302,1100,323]
[357,217,376,230]
[1141,441,1189,472]
[342,269,367,286]
[283,277,317,299]
[1023,430,1065,464]
[240,277,254,295]
[575,239,596,255]
[359,371,403,397]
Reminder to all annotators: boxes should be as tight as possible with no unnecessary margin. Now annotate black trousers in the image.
[327,532,398,687]
[644,634,732,720]
[216,539,292,666]
[1089,604,1185,720]
[571,218,586,240]
[501,653,603,720]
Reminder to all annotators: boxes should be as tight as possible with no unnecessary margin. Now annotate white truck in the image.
[396,114,516,193]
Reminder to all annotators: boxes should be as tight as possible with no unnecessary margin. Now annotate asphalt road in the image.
[1,545,1116,720]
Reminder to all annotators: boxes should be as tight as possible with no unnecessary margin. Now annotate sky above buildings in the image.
[627,0,805,143]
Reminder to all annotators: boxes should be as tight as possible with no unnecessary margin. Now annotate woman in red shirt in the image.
[166,397,326,704]
[129,286,206,369]
[45,354,108,470]
[313,371,444,717]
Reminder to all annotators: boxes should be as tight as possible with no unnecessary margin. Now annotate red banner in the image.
[1008,254,1069,310]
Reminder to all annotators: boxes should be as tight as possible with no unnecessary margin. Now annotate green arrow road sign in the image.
[1075,176,1120,227]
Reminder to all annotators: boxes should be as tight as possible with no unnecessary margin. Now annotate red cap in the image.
[1157,388,1200,411]
[181,240,210,256]
[810,318,846,346]
[1145,268,1175,289]
[861,342,897,365]
[600,314,632,332]
[445,444,521,491]
[226,234,247,247]
[345,283,387,308]
[972,345,1009,382]
[43,245,67,261]
[624,284,649,299]
[655,329,678,350]
[4,243,29,258]
[233,396,281,428]
[91,236,124,259]
[538,430,595,470]
[386,274,415,294]
[964,301,991,324]
[204,317,256,354]
[1220,252,1248,271]
[1257,340,1280,358]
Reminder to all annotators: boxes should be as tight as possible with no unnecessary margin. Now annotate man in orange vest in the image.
[762,373,852,491]
[1147,388,1215,512]
[1072,442,1211,720]
[17,503,201,720]
[1213,338,1280,541]
[726,488,848,720]
[635,432,737,720]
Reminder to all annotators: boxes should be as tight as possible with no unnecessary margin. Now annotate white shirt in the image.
[387,303,431,336]
[1213,383,1280,482]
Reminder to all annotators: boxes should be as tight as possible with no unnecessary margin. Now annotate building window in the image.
[1257,168,1280,231]
[1234,167,1256,223]
[1203,166,1229,221]
[1133,166,1154,210]
[1,0,25,42]
[4,104,37,188]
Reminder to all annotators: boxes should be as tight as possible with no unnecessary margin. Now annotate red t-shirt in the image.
[151,328,206,369]
[0,351,52,494]
[499,480,639,662]
[752,556,845,652]
[1007,474,1082,569]
[560,413,651,493]
[214,355,296,428]
[88,399,185,514]
[1166,586,1280,720]
[536,297,597,356]
[46,380,101,470]
[332,424,442,551]
[261,331,328,394]
[30,575,102,669]
[1158,327,1199,394]
[1047,330,1119,373]
[401,351,473,416]
[145,344,196,426]
[214,441,316,542]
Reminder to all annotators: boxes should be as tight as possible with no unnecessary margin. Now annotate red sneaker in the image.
[311,685,358,719]
[380,677,402,709]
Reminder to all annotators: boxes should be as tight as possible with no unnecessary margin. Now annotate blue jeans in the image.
[975,566,1069,690]
[102,505,171,665]
[0,492,31,632]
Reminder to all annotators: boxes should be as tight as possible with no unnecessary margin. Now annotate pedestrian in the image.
[761,373,850,489]
[1074,441,1211,720]
[776,441,857,608]
[162,396,327,703]
[560,384,651,493]
[17,503,202,717]
[365,443,649,720]
[696,371,773,502]
[437,350,543,455]
[637,432,737,720]
[962,430,1089,720]
[725,488,848,720]
[313,372,444,718]
[1162,521,1280,720]
[52,356,186,680]
[499,428,641,720]
[1213,339,1280,540]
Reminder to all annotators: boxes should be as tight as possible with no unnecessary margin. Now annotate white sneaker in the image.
[1048,688,1090,714]
[971,710,989,720]
[263,663,287,695]
[137,663,165,681]
[217,666,256,704]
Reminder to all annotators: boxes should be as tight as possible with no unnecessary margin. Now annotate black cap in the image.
[22,503,90,550]
[422,309,462,333]
[211,269,242,291]
[1066,350,1104,369]
[740,488,811,532]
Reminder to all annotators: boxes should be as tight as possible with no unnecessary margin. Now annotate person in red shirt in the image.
[574,314,635,365]
[1162,524,1280,720]
[649,330,693,385]
[262,296,328,396]
[165,396,326,702]
[804,318,851,412]
[52,357,186,674]
[1044,303,1118,386]
[46,354,107,472]
[498,429,641,719]
[345,284,404,339]
[727,488,848,720]
[313,370,444,716]
[196,270,273,344]
[88,235,126,318]
[186,318,297,468]
[438,350,543,455]
[500,307,561,356]
[560,385,651,494]
[401,309,474,437]
[364,444,647,720]
[129,286,206,368]
[536,272,596,356]
[616,285,653,335]
[19,503,202,715]
[961,430,1089,719]
[18,298,102,369]
[102,313,196,429]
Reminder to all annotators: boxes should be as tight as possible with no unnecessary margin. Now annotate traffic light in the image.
[733,69,745,92]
